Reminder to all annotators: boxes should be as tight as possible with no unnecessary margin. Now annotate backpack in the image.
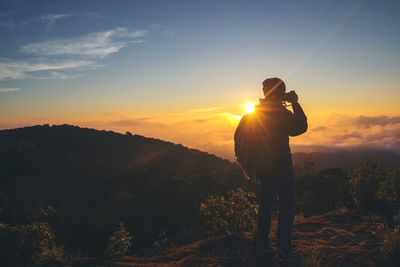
[234,112,269,182]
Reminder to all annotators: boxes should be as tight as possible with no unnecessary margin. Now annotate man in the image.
[234,77,307,263]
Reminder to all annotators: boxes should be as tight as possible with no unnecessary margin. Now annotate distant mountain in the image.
[293,150,400,171]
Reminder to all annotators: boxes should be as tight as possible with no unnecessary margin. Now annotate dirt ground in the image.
[63,209,386,267]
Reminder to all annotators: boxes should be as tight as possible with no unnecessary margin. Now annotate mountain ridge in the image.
[2,124,398,172]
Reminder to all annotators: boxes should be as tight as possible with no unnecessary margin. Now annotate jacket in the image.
[235,99,307,173]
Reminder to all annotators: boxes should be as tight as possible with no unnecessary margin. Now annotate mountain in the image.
[293,150,400,171]
[0,124,248,255]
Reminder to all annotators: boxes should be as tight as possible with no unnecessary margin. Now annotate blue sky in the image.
[1,0,399,158]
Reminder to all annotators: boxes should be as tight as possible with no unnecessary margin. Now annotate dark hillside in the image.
[0,124,247,255]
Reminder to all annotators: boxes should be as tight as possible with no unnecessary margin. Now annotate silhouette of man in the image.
[234,78,307,263]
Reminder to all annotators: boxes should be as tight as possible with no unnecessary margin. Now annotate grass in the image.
[300,248,326,267]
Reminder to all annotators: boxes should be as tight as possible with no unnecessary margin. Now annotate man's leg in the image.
[255,174,276,250]
[277,164,296,252]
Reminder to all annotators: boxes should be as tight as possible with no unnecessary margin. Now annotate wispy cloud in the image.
[0,59,99,80]
[21,12,101,29]
[33,71,84,80]
[148,24,174,36]
[1,24,171,81]
[90,106,241,159]
[40,13,71,29]
[50,71,83,80]
[21,27,147,58]
[0,87,19,93]
[187,106,226,113]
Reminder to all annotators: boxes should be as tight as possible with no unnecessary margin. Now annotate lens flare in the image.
[244,103,255,114]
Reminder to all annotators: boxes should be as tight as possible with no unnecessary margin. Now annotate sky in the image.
[1,0,399,160]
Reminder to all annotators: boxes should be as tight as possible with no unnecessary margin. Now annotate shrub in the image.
[0,222,63,265]
[378,168,400,202]
[348,160,384,208]
[296,168,351,217]
[105,222,133,258]
[382,227,400,265]
[199,188,258,238]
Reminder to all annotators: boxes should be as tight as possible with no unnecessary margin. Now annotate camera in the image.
[283,91,297,103]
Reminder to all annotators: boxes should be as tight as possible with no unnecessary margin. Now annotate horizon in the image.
[1,0,400,160]
[2,123,400,162]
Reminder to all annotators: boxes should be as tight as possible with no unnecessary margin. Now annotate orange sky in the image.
[2,96,399,160]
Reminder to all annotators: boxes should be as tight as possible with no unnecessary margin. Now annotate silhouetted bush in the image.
[378,168,400,202]
[0,222,63,265]
[348,160,384,208]
[199,188,258,238]
[296,167,351,217]
[105,222,133,258]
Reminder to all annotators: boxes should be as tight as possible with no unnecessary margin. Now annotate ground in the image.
[61,209,386,266]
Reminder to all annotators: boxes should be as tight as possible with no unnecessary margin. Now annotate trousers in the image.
[256,162,296,251]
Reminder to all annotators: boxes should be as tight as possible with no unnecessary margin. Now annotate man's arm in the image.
[286,92,308,136]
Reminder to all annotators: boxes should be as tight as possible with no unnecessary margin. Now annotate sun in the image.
[244,103,255,114]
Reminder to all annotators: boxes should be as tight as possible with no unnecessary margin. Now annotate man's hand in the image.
[285,91,298,104]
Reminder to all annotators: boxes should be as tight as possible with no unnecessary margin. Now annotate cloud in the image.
[0,87,19,93]
[353,115,400,128]
[2,23,171,81]
[330,132,361,143]
[40,14,71,29]
[111,118,166,128]
[148,24,174,36]
[293,114,400,153]
[187,106,226,113]
[311,126,327,132]
[21,12,102,29]
[21,27,147,58]
[6,103,400,160]
[0,59,99,80]
[33,71,84,80]
[80,107,241,159]
[50,71,83,79]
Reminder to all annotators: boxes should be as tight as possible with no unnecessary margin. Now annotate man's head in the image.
[262,77,286,101]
